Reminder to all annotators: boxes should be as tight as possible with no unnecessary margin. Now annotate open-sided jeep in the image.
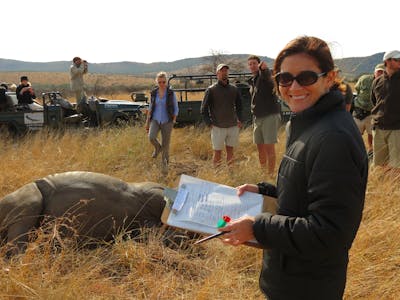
[0,91,148,136]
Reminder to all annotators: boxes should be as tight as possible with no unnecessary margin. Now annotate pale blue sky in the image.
[2,0,398,63]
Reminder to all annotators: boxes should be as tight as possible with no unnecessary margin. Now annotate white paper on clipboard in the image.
[165,174,263,235]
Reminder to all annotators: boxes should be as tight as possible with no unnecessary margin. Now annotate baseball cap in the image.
[383,50,400,61]
[374,63,385,72]
[216,63,229,72]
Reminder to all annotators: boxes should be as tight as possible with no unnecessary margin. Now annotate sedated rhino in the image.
[0,171,167,254]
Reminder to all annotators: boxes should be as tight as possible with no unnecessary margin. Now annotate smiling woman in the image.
[219,36,369,300]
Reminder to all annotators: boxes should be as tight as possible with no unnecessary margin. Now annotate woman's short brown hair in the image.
[273,36,335,77]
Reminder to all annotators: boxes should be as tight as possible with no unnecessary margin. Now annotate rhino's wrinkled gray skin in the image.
[0,171,166,253]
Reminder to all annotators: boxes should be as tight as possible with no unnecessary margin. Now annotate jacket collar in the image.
[292,90,344,122]
[217,79,229,86]
[287,90,345,145]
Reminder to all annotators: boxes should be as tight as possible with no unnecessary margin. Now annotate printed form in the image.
[166,174,263,235]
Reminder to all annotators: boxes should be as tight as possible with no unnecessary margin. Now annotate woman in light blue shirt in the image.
[145,71,179,173]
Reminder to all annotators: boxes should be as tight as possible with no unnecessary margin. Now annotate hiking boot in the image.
[161,158,169,175]
[151,145,161,158]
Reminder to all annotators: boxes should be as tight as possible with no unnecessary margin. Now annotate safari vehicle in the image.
[278,99,292,123]
[86,95,148,127]
[168,73,291,126]
[0,91,148,136]
[0,91,44,135]
[168,73,253,126]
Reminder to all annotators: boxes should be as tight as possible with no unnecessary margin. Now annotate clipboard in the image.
[161,175,278,248]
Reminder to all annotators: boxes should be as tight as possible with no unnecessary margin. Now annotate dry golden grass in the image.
[0,71,206,104]
[0,72,153,88]
[0,125,399,299]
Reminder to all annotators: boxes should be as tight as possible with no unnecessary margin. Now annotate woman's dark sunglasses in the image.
[275,71,326,87]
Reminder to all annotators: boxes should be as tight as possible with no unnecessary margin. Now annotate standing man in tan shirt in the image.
[70,56,88,114]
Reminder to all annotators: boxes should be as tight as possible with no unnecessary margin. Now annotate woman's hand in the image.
[220,215,256,246]
[236,183,259,196]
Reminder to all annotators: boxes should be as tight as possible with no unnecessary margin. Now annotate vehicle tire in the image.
[113,116,130,127]
[0,124,9,136]
[8,123,22,138]
[135,111,147,125]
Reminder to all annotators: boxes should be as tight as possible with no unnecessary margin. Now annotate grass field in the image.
[0,72,155,102]
[0,123,399,299]
[0,71,210,103]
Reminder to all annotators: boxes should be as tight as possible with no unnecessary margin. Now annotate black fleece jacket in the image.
[201,80,243,127]
[248,68,280,118]
[253,90,368,300]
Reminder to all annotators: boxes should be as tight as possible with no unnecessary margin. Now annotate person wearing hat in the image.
[374,63,385,77]
[353,63,385,156]
[201,63,243,166]
[70,56,88,114]
[15,76,43,111]
[371,50,400,170]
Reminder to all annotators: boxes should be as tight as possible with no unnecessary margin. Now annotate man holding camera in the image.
[70,56,88,114]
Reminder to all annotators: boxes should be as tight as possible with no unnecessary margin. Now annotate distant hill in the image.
[0,52,384,80]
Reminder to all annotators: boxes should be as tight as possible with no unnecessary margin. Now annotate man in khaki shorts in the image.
[371,50,400,170]
[247,55,281,174]
[201,64,243,166]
